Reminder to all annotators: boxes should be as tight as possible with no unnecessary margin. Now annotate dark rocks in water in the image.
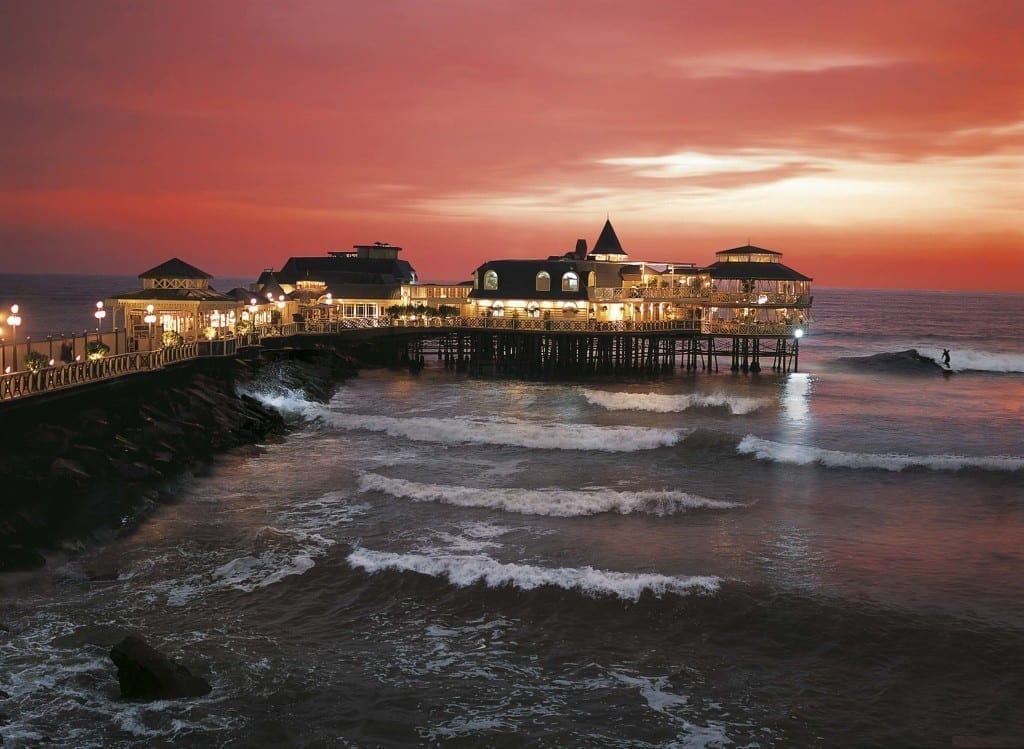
[109,634,211,700]
[0,350,358,569]
[834,348,949,375]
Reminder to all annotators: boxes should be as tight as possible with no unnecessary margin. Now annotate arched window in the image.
[562,272,579,292]
[536,271,550,292]
[484,270,499,290]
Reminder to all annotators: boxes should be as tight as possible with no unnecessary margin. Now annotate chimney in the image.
[574,239,588,259]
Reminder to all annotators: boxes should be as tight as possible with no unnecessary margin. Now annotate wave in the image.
[832,348,1024,375]
[347,546,719,601]
[737,435,1024,473]
[943,348,1024,374]
[832,349,947,375]
[211,526,334,593]
[582,389,769,415]
[321,412,685,451]
[237,385,324,418]
[358,473,741,516]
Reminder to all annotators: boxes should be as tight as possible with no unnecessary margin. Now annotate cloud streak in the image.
[0,0,1021,289]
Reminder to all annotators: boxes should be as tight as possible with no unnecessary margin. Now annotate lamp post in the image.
[7,304,21,371]
[144,305,157,352]
[94,301,106,343]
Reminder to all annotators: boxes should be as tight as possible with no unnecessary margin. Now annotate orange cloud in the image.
[0,0,1021,289]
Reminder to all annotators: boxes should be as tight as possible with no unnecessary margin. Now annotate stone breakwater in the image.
[0,350,358,572]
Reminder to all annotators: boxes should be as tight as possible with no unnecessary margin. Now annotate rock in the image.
[109,634,212,700]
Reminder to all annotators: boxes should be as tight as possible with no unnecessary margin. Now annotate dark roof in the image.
[704,261,812,282]
[256,269,279,286]
[469,259,590,301]
[258,278,288,300]
[224,287,254,301]
[109,287,236,302]
[590,219,626,256]
[139,258,213,279]
[276,255,416,285]
[716,244,782,257]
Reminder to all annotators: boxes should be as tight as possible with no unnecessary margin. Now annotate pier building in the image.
[446,219,813,374]
[1,222,813,399]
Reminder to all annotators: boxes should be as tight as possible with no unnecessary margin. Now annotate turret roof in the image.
[138,257,213,279]
[591,219,626,256]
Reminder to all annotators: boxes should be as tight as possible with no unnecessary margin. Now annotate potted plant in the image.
[86,341,110,360]
[235,319,253,334]
[162,330,183,347]
[23,350,50,372]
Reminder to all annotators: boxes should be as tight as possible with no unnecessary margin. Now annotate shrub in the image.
[86,341,110,360]
[23,350,50,372]
[162,330,183,347]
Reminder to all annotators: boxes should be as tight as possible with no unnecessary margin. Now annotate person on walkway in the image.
[941,349,951,369]
[59,338,73,365]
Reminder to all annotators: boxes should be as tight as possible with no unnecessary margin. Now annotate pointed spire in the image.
[592,219,626,256]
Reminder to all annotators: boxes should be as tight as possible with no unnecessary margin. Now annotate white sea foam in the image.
[738,435,1024,472]
[237,386,323,418]
[938,348,1024,374]
[359,473,740,516]
[323,412,685,451]
[583,388,770,415]
[211,526,334,593]
[347,547,720,600]
[612,672,689,713]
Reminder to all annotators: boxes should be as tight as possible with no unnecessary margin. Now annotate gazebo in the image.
[107,258,242,349]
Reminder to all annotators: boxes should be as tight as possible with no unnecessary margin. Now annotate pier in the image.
[0,316,803,404]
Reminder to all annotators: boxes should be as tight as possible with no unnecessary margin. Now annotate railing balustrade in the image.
[1,313,805,401]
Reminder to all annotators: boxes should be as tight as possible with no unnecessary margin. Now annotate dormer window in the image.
[484,270,499,290]
[562,272,579,292]
[536,271,551,292]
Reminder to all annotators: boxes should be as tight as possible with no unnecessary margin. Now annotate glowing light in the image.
[794,328,805,339]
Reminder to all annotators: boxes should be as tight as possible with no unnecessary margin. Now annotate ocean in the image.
[1,281,1022,747]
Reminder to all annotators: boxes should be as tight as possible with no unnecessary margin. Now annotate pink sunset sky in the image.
[1,0,1022,289]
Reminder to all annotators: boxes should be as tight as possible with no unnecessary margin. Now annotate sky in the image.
[1,0,1022,290]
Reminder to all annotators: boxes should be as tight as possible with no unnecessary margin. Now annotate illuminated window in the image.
[484,270,499,290]
[536,271,550,292]
[588,272,596,288]
[562,272,579,292]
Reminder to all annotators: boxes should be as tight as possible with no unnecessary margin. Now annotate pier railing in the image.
[1,315,806,402]
[1,347,169,402]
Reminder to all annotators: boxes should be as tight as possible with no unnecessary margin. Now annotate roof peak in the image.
[591,219,626,256]
[138,257,213,279]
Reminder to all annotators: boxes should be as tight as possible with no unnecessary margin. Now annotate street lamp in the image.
[144,305,157,351]
[94,301,106,335]
[7,304,21,371]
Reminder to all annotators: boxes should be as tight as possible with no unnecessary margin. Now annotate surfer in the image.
[941,349,951,369]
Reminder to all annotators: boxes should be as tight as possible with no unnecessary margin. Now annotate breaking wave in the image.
[358,472,741,516]
[347,547,720,601]
[582,389,769,415]
[211,526,334,594]
[738,435,1024,473]
[238,385,323,418]
[832,348,1024,375]
[321,412,685,451]
[942,348,1024,374]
